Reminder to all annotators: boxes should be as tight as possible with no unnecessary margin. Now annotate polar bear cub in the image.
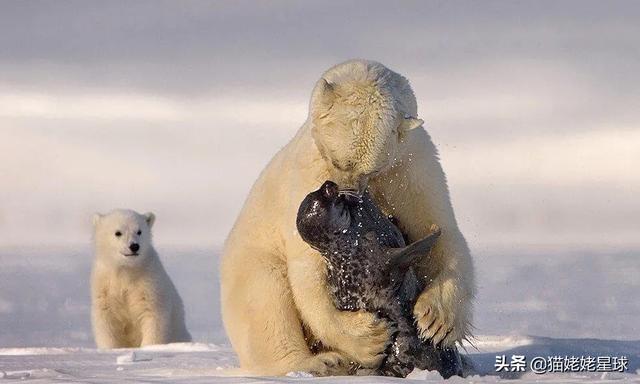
[91,209,191,348]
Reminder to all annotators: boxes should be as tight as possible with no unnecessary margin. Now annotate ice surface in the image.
[0,246,637,382]
[116,351,153,364]
[0,337,638,383]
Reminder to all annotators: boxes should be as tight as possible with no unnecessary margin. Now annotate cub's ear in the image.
[400,116,424,132]
[92,213,103,227]
[144,212,156,228]
[311,78,336,119]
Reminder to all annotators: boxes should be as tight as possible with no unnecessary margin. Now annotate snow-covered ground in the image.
[0,246,638,382]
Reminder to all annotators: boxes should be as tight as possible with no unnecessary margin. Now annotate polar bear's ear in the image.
[144,212,156,228]
[92,213,103,227]
[400,116,424,132]
[311,78,335,118]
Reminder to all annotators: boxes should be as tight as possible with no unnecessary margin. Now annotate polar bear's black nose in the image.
[129,243,140,253]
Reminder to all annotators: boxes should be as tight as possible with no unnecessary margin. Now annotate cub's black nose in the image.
[129,243,140,253]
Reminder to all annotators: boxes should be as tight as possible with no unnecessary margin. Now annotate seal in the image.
[296,180,463,378]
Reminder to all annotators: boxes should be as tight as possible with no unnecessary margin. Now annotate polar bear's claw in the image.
[333,310,390,368]
[415,290,461,348]
[304,351,350,376]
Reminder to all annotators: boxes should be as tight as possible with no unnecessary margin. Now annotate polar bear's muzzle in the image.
[122,243,140,257]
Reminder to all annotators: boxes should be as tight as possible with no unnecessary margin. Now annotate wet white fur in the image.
[221,60,475,375]
[91,209,191,348]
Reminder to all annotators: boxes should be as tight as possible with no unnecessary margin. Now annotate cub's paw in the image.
[335,310,391,368]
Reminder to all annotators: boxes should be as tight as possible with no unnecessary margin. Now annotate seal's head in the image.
[296,180,352,251]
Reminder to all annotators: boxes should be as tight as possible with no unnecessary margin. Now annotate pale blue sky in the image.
[1,1,639,249]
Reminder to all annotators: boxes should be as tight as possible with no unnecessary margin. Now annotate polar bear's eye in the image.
[136,230,142,235]
[115,231,122,237]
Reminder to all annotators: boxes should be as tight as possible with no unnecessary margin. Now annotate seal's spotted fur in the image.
[297,181,463,378]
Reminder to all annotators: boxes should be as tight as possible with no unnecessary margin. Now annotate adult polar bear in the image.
[221,60,475,375]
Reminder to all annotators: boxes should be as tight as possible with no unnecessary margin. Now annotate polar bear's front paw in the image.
[303,351,350,376]
[414,290,461,347]
[334,310,391,369]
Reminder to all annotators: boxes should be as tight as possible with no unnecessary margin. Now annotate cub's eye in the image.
[115,231,122,237]
[136,230,142,235]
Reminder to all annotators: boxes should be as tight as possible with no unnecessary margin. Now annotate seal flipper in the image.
[385,227,441,272]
